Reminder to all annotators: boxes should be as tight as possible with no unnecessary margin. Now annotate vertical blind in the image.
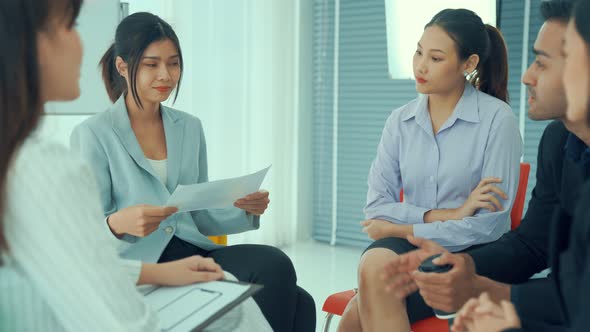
[312,0,546,247]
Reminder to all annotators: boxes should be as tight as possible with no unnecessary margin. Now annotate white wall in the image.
[169,0,311,245]
[44,0,119,115]
[296,0,314,241]
[39,0,120,144]
[384,0,496,79]
[38,0,314,244]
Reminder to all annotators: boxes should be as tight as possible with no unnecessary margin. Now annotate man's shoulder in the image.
[539,120,569,156]
[542,120,568,143]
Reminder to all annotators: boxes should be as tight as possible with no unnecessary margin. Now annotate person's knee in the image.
[255,245,297,283]
[294,286,317,331]
[338,295,361,332]
[297,285,316,308]
[358,248,395,290]
[342,294,359,317]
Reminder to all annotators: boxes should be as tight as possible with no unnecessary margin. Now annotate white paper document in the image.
[144,280,262,332]
[166,166,270,213]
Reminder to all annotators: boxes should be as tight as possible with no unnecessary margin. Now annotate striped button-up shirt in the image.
[365,83,523,252]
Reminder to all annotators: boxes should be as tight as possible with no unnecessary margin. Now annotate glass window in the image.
[385,0,496,79]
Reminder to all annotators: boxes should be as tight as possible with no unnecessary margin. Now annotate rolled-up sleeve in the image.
[413,114,523,251]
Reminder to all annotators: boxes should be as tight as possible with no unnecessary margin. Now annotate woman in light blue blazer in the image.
[70,12,315,332]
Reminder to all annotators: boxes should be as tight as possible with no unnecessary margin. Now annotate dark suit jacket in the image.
[468,121,590,331]
[548,180,590,331]
[503,175,590,332]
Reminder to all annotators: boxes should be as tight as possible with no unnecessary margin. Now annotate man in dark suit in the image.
[382,1,590,330]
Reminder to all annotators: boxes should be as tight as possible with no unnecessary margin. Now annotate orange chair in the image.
[208,235,228,245]
[321,163,531,332]
[510,163,530,229]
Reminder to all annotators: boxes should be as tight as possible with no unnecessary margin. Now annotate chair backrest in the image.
[399,162,531,230]
[208,235,228,245]
[510,163,531,230]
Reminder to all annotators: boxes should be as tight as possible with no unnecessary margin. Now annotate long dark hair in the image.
[0,0,82,253]
[425,9,509,103]
[573,0,590,125]
[100,12,183,109]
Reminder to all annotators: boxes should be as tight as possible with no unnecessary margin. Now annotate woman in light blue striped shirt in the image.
[0,1,271,331]
[339,8,523,332]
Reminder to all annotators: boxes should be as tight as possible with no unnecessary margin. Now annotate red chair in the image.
[321,163,531,332]
[510,163,530,229]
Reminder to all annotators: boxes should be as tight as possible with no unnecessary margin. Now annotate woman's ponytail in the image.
[474,24,509,103]
[426,10,510,103]
[99,43,125,102]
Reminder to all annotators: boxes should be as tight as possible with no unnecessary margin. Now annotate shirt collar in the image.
[564,133,590,164]
[401,82,480,128]
[453,83,480,123]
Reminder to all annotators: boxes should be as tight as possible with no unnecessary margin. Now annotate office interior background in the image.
[38,1,545,330]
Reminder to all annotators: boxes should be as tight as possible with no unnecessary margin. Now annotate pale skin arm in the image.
[361,220,414,240]
[107,205,178,238]
[423,178,508,223]
[137,256,224,286]
[361,178,508,239]
[472,274,512,304]
[108,191,269,239]
[234,190,270,216]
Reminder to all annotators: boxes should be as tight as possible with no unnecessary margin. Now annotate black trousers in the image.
[159,236,316,332]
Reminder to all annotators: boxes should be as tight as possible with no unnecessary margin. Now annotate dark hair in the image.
[0,0,82,253]
[425,9,509,103]
[572,0,590,125]
[574,0,590,49]
[540,0,573,23]
[100,12,183,109]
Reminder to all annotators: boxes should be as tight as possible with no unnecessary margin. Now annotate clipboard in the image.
[144,280,263,332]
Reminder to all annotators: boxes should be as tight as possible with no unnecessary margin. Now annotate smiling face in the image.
[413,25,478,96]
[117,38,181,107]
[563,19,590,126]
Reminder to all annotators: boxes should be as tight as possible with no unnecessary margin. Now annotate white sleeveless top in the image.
[147,158,168,185]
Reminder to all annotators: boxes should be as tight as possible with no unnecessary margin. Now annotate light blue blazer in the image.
[70,96,259,263]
